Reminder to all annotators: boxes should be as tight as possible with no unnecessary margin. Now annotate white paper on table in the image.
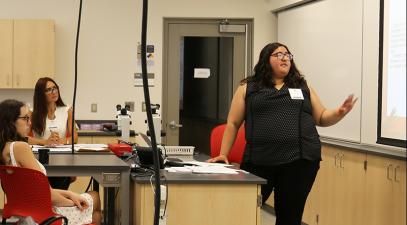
[31,144,108,152]
[182,161,234,167]
[75,144,108,151]
[165,167,193,173]
[188,166,239,174]
[31,145,72,153]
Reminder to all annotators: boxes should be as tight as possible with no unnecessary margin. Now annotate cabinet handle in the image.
[394,165,400,182]
[339,154,344,169]
[334,153,339,167]
[387,164,393,181]
[7,74,10,86]
[16,74,20,86]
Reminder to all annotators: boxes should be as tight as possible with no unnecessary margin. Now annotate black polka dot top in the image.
[243,81,321,166]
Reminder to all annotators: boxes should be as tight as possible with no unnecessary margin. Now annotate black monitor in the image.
[136,146,164,169]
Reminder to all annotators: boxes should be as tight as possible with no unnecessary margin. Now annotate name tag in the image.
[288,88,304,100]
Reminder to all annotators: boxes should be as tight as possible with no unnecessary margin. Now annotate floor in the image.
[262,207,277,224]
[2,207,277,225]
[157,207,276,225]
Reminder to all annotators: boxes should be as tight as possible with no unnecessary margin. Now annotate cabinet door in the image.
[302,169,321,225]
[13,20,55,88]
[316,146,338,225]
[0,20,13,88]
[366,155,406,225]
[317,146,366,225]
[334,149,366,225]
[392,160,407,225]
[92,136,119,144]
[392,159,406,225]
[78,136,93,144]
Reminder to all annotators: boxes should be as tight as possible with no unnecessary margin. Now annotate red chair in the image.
[0,166,68,225]
[210,124,246,164]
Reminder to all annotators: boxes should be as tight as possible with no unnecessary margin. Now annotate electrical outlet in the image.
[142,102,146,112]
[102,172,120,184]
[125,101,135,112]
[91,103,97,113]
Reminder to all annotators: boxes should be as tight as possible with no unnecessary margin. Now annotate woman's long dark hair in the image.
[0,99,27,164]
[242,42,307,89]
[31,77,66,136]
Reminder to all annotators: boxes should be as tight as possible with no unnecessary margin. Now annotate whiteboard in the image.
[278,0,362,142]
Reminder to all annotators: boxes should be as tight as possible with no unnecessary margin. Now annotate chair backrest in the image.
[210,124,246,164]
[0,165,63,225]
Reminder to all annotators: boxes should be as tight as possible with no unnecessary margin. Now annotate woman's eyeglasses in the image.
[18,115,30,122]
[271,52,294,60]
[45,86,58,94]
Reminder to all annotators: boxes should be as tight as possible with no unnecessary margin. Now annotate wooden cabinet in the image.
[134,183,262,225]
[268,146,367,225]
[0,19,55,89]
[302,146,405,225]
[78,136,93,144]
[93,136,121,144]
[302,167,321,225]
[78,136,137,144]
[264,145,406,225]
[0,20,13,88]
[312,146,367,225]
[365,154,406,225]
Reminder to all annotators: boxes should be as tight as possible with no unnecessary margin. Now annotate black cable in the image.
[160,176,168,220]
[85,177,93,192]
[71,0,83,154]
[140,1,161,224]
[161,144,167,158]
[131,168,155,177]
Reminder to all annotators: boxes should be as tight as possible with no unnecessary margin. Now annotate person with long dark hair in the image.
[29,77,77,146]
[0,99,101,225]
[208,42,357,225]
[28,77,78,190]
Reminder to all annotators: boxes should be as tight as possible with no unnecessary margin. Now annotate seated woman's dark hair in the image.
[242,42,307,89]
[0,99,27,164]
[32,77,66,136]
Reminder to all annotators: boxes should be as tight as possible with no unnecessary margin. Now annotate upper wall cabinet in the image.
[0,20,13,88]
[0,19,55,89]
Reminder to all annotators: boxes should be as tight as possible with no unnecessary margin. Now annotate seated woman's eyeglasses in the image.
[45,86,58,94]
[18,115,30,122]
[271,52,294,60]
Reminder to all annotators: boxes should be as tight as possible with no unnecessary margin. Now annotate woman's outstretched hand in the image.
[206,154,229,164]
[337,94,358,117]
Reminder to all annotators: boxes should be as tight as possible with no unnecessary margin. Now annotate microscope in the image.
[116,104,131,142]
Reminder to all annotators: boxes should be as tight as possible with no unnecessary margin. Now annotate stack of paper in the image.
[75,144,109,152]
[31,144,109,153]
[164,161,239,174]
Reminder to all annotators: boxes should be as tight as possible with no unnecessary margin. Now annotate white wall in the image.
[278,0,363,143]
[270,0,405,154]
[0,0,276,131]
[268,0,315,12]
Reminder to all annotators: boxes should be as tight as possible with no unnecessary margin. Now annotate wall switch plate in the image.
[125,101,135,112]
[91,103,97,113]
[142,102,146,112]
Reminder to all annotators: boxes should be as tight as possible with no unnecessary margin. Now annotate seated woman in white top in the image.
[0,99,101,225]
[28,77,78,190]
[29,77,78,146]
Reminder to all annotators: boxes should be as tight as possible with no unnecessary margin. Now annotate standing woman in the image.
[208,42,357,225]
[28,77,78,190]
